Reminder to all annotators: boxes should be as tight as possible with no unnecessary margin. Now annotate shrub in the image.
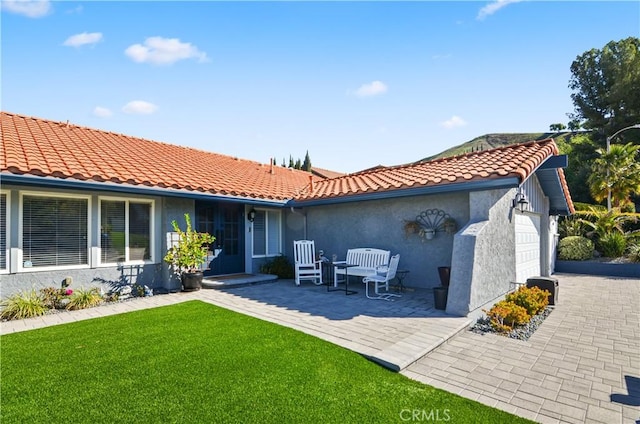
[558,236,594,260]
[627,243,640,263]
[598,231,627,258]
[66,288,103,310]
[484,300,530,333]
[505,286,550,316]
[0,290,48,320]
[259,255,294,279]
[559,216,584,238]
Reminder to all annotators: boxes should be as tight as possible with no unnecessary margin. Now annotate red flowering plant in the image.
[40,277,74,309]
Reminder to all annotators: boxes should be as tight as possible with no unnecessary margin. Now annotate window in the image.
[22,194,89,269]
[99,198,153,264]
[0,191,8,272]
[252,209,281,257]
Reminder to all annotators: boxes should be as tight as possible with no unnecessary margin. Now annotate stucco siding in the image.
[448,188,516,316]
[294,192,469,289]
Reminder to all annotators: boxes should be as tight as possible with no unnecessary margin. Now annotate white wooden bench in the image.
[333,248,390,286]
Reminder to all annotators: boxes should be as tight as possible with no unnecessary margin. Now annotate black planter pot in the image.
[181,271,203,292]
[437,266,451,288]
[433,287,448,310]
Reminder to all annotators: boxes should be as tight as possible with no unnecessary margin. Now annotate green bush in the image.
[0,289,48,320]
[66,288,103,310]
[259,255,294,279]
[598,231,627,258]
[627,243,640,263]
[558,236,594,261]
[505,286,550,316]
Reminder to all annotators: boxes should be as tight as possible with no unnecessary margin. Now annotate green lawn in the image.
[1,301,533,423]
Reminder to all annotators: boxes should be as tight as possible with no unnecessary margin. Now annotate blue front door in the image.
[196,202,244,275]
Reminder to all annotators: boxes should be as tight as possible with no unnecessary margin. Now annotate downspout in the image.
[290,206,307,240]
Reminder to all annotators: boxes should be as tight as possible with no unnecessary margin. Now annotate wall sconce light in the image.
[247,208,257,222]
[513,191,529,212]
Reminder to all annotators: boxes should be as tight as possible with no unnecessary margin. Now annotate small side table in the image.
[329,263,358,295]
[395,270,410,293]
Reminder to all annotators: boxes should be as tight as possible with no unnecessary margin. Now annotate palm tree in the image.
[588,143,640,209]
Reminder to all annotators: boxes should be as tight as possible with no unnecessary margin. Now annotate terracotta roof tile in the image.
[1,112,317,201]
[296,139,572,204]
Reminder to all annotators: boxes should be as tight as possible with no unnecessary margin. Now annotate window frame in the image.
[251,208,282,258]
[18,191,91,272]
[0,190,9,274]
[98,196,155,266]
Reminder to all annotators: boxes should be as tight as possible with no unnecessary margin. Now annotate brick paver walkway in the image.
[402,274,640,424]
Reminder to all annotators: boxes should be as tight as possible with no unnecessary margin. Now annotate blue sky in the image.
[2,1,639,173]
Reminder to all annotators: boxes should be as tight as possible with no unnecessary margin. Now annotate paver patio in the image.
[402,274,640,424]
[2,273,638,424]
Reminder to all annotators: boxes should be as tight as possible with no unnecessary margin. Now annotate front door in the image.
[196,202,244,276]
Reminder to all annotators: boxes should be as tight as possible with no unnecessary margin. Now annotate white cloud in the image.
[93,106,112,118]
[65,5,83,14]
[354,81,388,98]
[124,36,209,65]
[1,0,51,18]
[440,116,468,129]
[122,101,158,115]
[477,0,523,20]
[63,32,103,48]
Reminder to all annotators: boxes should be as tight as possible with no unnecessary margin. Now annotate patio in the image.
[196,280,472,371]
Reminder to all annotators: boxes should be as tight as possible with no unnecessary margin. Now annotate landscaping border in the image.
[555,260,639,278]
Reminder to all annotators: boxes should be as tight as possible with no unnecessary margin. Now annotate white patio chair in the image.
[362,254,401,300]
[293,240,323,286]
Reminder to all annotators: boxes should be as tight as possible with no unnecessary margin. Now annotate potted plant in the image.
[164,213,215,292]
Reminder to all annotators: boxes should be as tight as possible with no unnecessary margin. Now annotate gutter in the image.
[0,173,288,207]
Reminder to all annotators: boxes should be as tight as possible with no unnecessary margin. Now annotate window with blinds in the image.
[0,193,7,270]
[100,199,152,264]
[252,209,281,257]
[22,195,89,268]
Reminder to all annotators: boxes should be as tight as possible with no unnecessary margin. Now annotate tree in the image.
[568,37,640,142]
[294,158,302,170]
[549,123,567,132]
[567,119,581,132]
[587,143,640,209]
[288,155,294,168]
[302,151,311,171]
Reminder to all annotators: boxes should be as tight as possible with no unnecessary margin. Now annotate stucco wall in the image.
[447,188,517,317]
[292,193,469,289]
[0,186,194,298]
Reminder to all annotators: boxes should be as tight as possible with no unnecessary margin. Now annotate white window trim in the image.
[0,190,9,274]
[252,208,282,258]
[18,191,91,272]
[98,196,155,266]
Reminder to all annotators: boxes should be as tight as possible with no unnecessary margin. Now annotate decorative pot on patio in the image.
[437,266,451,288]
[181,271,204,292]
[433,286,448,310]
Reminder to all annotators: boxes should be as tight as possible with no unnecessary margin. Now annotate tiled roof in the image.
[311,166,345,179]
[296,139,574,210]
[1,112,317,201]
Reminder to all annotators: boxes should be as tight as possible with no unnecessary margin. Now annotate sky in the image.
[2,1,639,174]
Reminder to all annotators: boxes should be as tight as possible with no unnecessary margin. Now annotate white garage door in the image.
[515,213,541,283]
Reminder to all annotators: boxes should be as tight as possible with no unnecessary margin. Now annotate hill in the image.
[418,132,577,162]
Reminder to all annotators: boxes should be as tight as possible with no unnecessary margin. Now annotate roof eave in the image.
[288,177,521,207]
[0,173,289,207]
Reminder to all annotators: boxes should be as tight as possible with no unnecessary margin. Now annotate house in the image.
[0,112,573,317]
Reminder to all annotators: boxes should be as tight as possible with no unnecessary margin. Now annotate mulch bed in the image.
[470,306,554,341]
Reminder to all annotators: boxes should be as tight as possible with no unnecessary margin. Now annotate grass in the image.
[1,301,534,424]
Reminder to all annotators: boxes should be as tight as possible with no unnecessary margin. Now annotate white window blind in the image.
[252,209,281,257]
[0,193,6,270]
[22,195,88,268]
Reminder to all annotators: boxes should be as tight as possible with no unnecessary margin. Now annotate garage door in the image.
[515,213,541,283]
